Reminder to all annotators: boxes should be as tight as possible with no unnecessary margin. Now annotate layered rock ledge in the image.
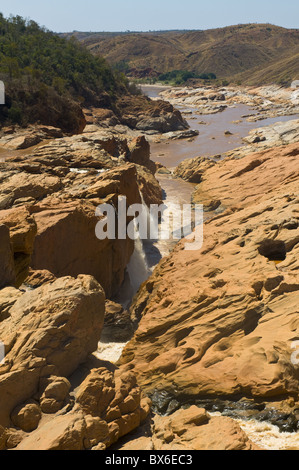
[0,129,162,297]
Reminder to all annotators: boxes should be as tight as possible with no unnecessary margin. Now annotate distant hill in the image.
[65,24,299,86]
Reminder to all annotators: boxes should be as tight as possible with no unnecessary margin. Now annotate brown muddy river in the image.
[141,84,299,265]
[142,85,298,168]
[140,83,299,265]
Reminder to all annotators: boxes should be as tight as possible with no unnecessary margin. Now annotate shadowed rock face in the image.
[0,225,15,289]
[0,208,37,287]
[128,136,156,174]
[30,164,141,298]
[120,142,299,406]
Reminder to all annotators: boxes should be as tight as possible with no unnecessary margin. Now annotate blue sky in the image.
[0,0,298,32]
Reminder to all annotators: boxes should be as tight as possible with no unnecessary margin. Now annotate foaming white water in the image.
[151,176,196,259]
[116,182,195,306]
[236,418,299,450]
[95,342,129,364]
[127,218,151,294]
[114,198,153,308]
[70,168,108,174]
[211,413,299,450]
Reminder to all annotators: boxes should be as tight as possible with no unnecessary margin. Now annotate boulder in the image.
[0,170,62,210]
[11,402,42,432]
[118,95,189,133]
[0,275,105,427]
[25,269,56,289]
[39,377,71,414]
[0,287,22,322]
[128,136,156,174]
[14,366,151,450]
[104,300,133,342]
[175,156,215,183]
[2,135,43,150]
[75,368,147,441]
[16,412,92,451]
[116,406,259,451]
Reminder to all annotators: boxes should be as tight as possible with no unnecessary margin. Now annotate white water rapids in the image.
[211,412,299,450]
[127,217,152,294]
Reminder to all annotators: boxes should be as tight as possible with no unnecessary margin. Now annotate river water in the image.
[140,84,298,269]
[142,84,299,168]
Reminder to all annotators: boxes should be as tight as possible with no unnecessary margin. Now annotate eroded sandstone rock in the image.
[116,406,259,451]
[0,275,105,428]
[0,269,153,450]
[0,129,162,297]
[74,367,150,447]
[0,125,64,150]
[39,376,71,414]
[0,169,62,210]
[11,401,42,432]
[120,141,299,410]
[30,164,142,297]
[175,156,215,183]
[117,95,189,134]
[13,365,151,451]
[128,136,156,174]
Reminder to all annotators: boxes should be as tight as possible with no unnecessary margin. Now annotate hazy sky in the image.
[0,0,298,32]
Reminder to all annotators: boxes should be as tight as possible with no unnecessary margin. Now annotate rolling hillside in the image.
[68,24,299,85]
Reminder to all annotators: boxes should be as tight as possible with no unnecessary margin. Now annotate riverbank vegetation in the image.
[0,15,133,131]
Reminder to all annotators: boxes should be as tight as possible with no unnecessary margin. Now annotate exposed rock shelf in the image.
[160,85,299,120]
[0,129,162,298]
[120,141,299,420]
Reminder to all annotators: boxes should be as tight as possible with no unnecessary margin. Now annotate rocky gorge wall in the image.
[0,125,161,450]
[0,129,163,297]
[0,85,299,450]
